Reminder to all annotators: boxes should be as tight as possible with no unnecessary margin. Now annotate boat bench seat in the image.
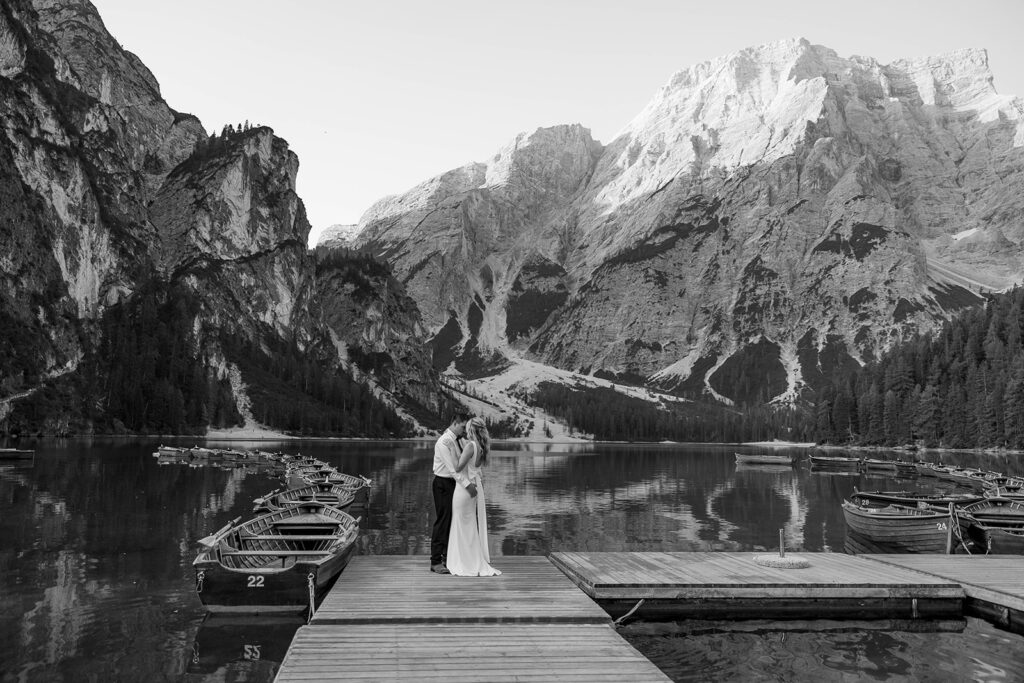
[243,534,341,541]
[222,550,330,556]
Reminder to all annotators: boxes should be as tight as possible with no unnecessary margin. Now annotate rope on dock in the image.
[753,555,811,569]
[950,505,973,555]
[613,599,645,626]
[307,573,316,624]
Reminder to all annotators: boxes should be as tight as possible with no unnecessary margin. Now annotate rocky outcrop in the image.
[317,223,361,248]
[347,38,1024,405]
[354,124,602,373]
[0,0,204,394]
[310,250,438,411]
[0,0,443,433]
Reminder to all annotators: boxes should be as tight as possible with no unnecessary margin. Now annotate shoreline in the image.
[5,434,1023,457]
[819,443,1024,457]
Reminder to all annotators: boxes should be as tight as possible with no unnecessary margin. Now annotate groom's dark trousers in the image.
[430,475,456,565]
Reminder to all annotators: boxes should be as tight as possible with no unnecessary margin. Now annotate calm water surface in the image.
[1,439,1022,682]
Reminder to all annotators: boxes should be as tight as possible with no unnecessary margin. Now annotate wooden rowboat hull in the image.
[0,448,34,459]
[255,484,357,513]
[735,453,792,466]
[810,456,860,470]
[842,503,959,553]
[979,527,1024,554]
[193,542,357,614]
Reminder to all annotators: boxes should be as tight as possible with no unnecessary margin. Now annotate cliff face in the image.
[0,0,205,396]
[0,0,441,433]
[343,39,1024,404]
[356,124,603,373]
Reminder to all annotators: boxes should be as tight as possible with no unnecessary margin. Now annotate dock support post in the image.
[779,529,785,558]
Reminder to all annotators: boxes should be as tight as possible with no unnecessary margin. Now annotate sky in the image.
[91,0,1024,246]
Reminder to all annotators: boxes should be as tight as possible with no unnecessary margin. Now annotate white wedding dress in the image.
[446,444,501,577]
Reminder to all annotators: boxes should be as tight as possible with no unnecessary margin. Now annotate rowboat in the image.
[862,458,897,473]
[960,498,1024,525]
[809,455,860,470]
[916,462,940,477]
[894,461,919,477]
[983,476,1024,491]
[157,445,192,457]
[849,490,985,509]
[0,448,35,459]
[285,464,335,488]
[254,483,357,513]
[945,468,991,490]
[959,498,1024,554]
[296,470,372,492]
[984,485,1024,500]
[841,500,972,553]
[192,502,359,614]
[975,527,1024,554]
[734,453,792,466]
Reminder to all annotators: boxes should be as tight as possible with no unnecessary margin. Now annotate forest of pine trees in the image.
[2,276,415,438]
[529,382,812,442]
[4,280,239,435]
[221,333,410,437]
[814,287,1024,449]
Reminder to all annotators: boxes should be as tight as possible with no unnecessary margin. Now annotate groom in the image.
[430,412,477,574]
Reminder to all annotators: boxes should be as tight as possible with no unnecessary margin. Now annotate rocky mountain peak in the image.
[483,123,603,193]
[317,223,362,248]
[354,39,1024,407]
[151,126,306,277]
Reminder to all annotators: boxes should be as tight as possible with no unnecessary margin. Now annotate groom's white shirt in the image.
[433,428,470,487]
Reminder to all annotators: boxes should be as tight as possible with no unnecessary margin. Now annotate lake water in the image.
[1,439,1022,682]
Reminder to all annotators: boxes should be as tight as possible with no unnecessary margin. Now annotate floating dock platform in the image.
[275,552,1024,681]
[274,556,669,682]
[866,554,1024,634]
[548,551,964,620]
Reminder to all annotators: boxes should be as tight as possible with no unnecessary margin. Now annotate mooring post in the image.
[779,529,785,558]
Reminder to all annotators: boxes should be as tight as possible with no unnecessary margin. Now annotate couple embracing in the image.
[430,412,501,577]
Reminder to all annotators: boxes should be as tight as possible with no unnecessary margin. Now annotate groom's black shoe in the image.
[430,564,451,574]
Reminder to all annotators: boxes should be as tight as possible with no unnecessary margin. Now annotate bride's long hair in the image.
[467,417,490,465]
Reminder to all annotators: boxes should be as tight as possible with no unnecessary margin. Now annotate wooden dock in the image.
[865,555,1024,633]
[549,551,964,620]
[274,556,670,682]
[311,555,608,624]
[274,552,1024,681]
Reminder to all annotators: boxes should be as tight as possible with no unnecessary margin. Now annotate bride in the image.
[446,417,501,577]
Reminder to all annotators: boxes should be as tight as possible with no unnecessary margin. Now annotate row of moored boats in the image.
[154,446,370,615]
[837,458,1024,554]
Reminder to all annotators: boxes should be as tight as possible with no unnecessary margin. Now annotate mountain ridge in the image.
[334,37,1024,408]
[0,0,446,436]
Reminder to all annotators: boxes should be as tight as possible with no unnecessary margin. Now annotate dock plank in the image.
[312,555,609,625]
[549,551,964,601]
[275,624,670,682]
[863,555,1024,612]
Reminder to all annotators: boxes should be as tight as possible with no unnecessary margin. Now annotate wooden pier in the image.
[275,552,1024,681]
[865,555,1024,633]
[549,551,964,620]
[274,556,670,682]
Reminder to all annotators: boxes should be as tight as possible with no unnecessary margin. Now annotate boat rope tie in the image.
[950,506,972,555]
[307,573,316,623]
[195,569,205,594]
[613,599,645,627]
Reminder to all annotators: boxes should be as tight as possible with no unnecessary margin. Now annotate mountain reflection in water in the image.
[0,439,1022,682]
